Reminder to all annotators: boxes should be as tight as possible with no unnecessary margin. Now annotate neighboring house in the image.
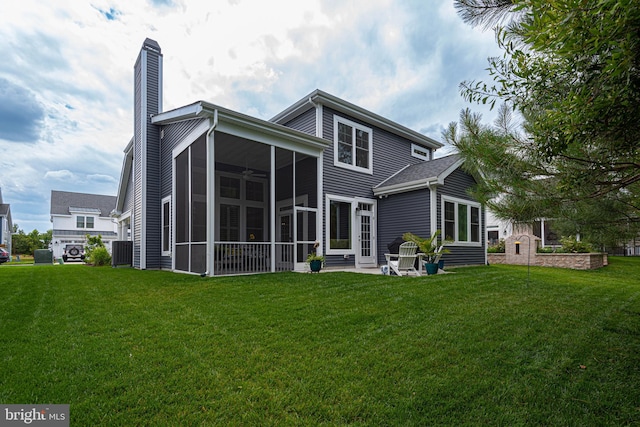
[113,38,485,276]
[0,188,13,257]
[624,237,640,256]
[486,211,560,248]
[50,190,118,259]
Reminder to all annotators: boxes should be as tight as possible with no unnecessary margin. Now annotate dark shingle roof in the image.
[375,154,462,190]
[50,191,117,217]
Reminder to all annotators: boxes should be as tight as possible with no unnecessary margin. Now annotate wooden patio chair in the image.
[385,241,421,276]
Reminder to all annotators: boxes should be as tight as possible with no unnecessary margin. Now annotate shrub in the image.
[560,236,594,253]
[537,246,560,253]
[487,239,505,253]
[86,246,112,266]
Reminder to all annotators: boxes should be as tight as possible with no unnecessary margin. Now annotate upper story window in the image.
[334,116,373,174]
[411,143,431,161]
[442,196,481,246]
[77,216,94,229]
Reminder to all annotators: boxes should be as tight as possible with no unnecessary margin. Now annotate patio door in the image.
[357,202,376,267]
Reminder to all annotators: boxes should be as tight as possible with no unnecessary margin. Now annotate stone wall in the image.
[534,253,607,270]
[487,236,608,270]
[487,253,506,265]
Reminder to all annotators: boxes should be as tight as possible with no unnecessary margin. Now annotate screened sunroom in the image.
[157,103,327,276]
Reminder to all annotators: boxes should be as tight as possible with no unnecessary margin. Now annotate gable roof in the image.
[151,100,330,152]
[270,89,443,150]
[373,154,464,197]
[50,190,117,217]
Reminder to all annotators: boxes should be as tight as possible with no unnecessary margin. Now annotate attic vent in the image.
[411,143,430,161]
[69,207,102,214]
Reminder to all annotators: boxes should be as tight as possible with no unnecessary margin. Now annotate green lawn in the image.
[1,258,639,426]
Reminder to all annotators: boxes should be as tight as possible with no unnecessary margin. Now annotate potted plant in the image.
[306,253,325,272]
[307,242,324,272]
[402,231,450,275]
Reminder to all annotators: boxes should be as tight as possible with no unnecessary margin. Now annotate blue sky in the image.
[0,0,501,232]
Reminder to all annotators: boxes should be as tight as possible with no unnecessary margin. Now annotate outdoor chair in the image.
[385,241,421,276]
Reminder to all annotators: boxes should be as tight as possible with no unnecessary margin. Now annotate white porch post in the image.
[206,124,216,276]
[206,112,218,276]
[270,145,276,272]
[317,153,323,257]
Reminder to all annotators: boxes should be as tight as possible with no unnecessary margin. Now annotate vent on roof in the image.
[69,207,102,214]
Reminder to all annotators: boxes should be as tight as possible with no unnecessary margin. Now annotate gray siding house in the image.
[114,38,485,275]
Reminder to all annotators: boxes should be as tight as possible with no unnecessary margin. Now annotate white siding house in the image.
[50,191,118,260]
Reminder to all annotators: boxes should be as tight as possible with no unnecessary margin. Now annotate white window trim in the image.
[161,196,171,256]
[333,116,373,174]
[441,195,482,247]
[325,194,356,255]
[411,143,430,161]
[76,215,95,229]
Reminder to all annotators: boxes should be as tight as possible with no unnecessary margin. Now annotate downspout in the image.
[428,180,439,238]
[308,96,324,259]
[205,109,218,277]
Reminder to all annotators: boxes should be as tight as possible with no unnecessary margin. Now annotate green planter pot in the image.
[424,262,439,275]
[309,260,323,272]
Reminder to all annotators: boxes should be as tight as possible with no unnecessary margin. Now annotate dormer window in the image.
[334,116,373,174]
[77,216,95,229]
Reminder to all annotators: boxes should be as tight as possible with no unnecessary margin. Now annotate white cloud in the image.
[44,170,76,181]
[0,0,502,231]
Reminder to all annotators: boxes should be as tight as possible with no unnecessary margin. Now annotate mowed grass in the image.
[1,259,639,426]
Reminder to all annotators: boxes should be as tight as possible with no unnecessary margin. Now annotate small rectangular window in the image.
[444,202,455,241]
[411,143,430,161]
[86,217,94,229]
[246,180,264,202]
[246,207,264,241]
[458,204,468,242]
[471,206,480,242]
[220,176,241,199]
[162,199,170,254]
[220,204,240,241]
[76,216,85,228]
[337,122,353,165]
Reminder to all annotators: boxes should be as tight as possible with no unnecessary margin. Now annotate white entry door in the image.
[357,202,376,267]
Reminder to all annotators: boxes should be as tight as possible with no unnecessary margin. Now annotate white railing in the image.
[213,242,294,275]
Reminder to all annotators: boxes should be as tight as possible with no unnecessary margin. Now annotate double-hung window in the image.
[334,116,372,174]
[442,196,481,245]
[76,216,94,229]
